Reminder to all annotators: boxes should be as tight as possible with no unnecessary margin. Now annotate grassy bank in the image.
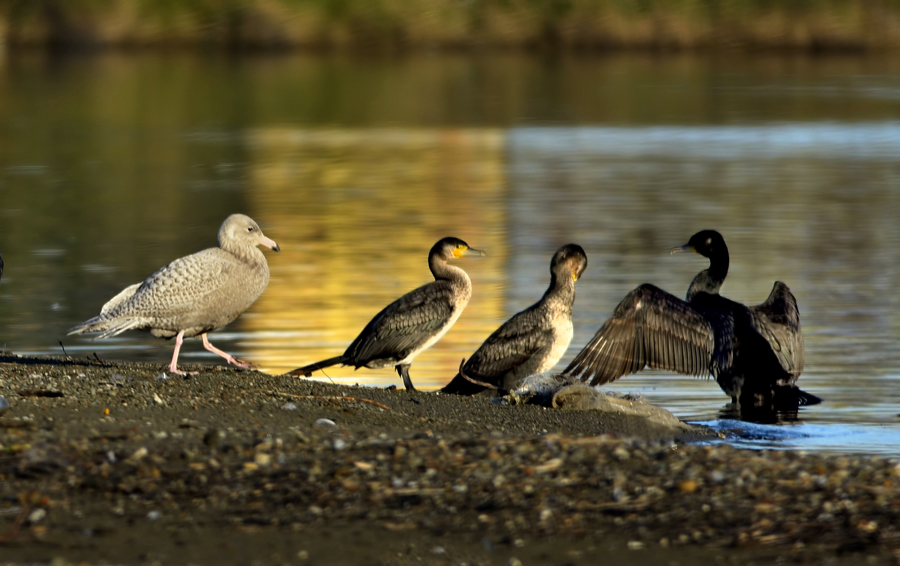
[2,0,900,52]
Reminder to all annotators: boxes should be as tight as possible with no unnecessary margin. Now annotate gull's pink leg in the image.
[201,333,256,370]
[168,330,198,376]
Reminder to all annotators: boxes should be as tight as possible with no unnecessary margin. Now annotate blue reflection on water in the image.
[695,419,900,456]
[511,122,900,159]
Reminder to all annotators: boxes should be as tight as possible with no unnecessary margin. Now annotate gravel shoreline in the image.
[0,355,897,565]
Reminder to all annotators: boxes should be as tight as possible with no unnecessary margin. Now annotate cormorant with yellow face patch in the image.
[441,244,588,395]
[289,237,485,391]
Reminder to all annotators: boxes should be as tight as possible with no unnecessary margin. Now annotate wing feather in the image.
[563,284,715,385]
[463,309,554,382]
[346,280,455,366]
[749,281,804,378]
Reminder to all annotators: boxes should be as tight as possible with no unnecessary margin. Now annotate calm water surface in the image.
[1,53,899,454]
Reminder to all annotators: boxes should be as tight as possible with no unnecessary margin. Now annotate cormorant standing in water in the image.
[289,237,484,391]
[562,230,819,410]
[441,244,588,395]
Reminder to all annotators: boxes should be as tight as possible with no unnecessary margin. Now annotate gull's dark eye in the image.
[247,226,254,232]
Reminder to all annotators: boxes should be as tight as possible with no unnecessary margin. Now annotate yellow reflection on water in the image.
[244,128,507,387]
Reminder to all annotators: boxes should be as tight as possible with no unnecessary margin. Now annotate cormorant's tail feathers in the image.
[791,387,822,407]
[288,356,346,377]
[769,385,822,409]
[440,358,498,395]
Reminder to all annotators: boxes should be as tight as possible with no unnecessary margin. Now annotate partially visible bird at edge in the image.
[68,214,280,375]
[289,237,485,391]
[562,230,819,411]
[441,243,588,395]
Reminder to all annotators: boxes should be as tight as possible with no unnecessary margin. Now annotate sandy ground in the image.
[0,355,898,566]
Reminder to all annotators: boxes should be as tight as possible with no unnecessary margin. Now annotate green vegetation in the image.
[1,0,900,51]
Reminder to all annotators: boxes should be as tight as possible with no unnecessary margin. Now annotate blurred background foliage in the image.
[1,0,900,52]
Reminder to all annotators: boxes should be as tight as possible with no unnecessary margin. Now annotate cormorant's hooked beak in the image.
[670,243,695,255]
[260,236,281,252]
[454,247,486,258]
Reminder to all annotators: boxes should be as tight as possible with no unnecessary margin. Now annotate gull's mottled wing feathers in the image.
[101,283,141,315]
[118,249,230,319]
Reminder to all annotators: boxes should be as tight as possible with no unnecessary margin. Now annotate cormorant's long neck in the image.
[540,270,576,313]
[686,250,729,301]
[429,254,470,284]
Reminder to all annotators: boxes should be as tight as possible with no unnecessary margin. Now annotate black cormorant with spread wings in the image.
[562,230,819,410]
[441,244,588,395]
[288,237,485,391]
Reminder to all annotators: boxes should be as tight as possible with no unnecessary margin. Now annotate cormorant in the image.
[68,214,280,375]
[289,236,485,391]
[441,244,587,395]
[562,230,818,410]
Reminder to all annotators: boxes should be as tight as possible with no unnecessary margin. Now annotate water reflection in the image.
[243,128,506,379]
[0,53,899,452]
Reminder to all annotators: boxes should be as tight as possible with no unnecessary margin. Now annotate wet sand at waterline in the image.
[0,355,897,565]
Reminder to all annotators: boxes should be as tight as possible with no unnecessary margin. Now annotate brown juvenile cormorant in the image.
[68,214,280,375]
[441,244,587,395]
[562,230,818,409]
[289,237,485,391]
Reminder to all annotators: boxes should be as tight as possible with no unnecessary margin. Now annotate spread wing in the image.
[748,281,804,379]
[563,284,716,386]
[346,280,455,366]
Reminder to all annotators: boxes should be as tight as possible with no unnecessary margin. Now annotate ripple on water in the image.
[696,420,900,455]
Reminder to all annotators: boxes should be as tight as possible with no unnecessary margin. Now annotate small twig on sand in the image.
[0,503,29,545]
[319,370,336,385]
[92,352,108,365]
[267,390,392,411]
[58,340,71,360]
[458,358,499,389]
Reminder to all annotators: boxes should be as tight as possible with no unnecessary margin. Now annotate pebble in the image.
[281,402,298,411]
[146,510,162,521]
[0,395,9,416]
[28,508,47,524]
[155,373,169,381]
[128,447,148,462]
[315,418,336,426]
